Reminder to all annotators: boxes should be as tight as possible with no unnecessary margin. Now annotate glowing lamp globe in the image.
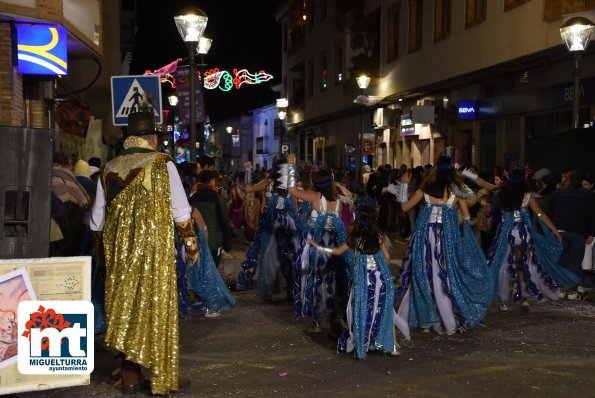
[174,8,208,43]
[560,17,595,52]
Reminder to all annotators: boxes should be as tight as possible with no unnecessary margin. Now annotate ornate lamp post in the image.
[356,74,370,171]
[276,98,288,154]
[174,7,208,160]
[560,16,594,129]
[167,95,179,154]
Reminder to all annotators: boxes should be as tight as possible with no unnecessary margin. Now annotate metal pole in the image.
[280,121,285,154]
[357,107,364,171]
[572,51,582,129]
[187,42,198,161]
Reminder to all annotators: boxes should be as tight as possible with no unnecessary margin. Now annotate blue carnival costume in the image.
[294,196,347,324]
[486,193,579,305]
[339,249,403,359]
[236,191,300,295]
[395,192,490,338]
[177,229,235,316]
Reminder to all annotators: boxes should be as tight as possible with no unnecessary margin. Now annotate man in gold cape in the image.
[90,110,198,395]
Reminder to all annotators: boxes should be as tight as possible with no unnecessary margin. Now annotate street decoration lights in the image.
[356,74,371,171]
[560,16,594,129]
[276,98,288,153]
[174,7,208,160]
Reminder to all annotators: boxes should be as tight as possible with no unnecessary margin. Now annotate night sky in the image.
[130,0,282,122]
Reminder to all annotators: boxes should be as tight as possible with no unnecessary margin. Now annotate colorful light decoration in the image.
[144,62,273,92]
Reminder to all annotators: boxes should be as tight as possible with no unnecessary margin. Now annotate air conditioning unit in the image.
[373,108,397,129]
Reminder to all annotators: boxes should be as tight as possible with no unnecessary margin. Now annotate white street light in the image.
[355,75,371,172]
[226,126,233,134]
[560,17,595,52]
[174,8,208,43]
[174,7,208,160]
[276,98,289,153]
[560,16,594,128]
[197,36,213,55]
[356,74,371,90]
[168,95,178,106]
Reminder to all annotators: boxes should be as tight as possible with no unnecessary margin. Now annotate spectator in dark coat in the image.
[550,170,595,288]
[190,170,233,267]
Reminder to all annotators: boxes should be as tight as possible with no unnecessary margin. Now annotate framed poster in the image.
[0,256,91,395]
[0,269,36,370]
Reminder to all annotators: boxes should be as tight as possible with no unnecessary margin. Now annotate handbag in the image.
[582,239,595,271]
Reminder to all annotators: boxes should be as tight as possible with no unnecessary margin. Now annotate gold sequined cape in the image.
[101,151,178,395]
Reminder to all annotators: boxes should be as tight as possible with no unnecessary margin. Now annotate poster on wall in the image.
[0,269,36,370]
[0,257,91,395]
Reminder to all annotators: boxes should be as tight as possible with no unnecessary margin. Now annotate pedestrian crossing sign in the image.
[111,75,162,126]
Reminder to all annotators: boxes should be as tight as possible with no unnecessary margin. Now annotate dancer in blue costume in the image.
[481,164,578,311]
[394,153,490,339]
[177,207,236,318]
[308,197,406,359]
[235,168,271,290]
[282,154,348,331]
[238,160,301,299]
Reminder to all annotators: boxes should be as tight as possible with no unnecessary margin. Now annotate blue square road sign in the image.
[111,75,162,126]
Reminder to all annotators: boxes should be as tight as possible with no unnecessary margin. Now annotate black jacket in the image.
[190,188,232,252]
[550,186,595,238]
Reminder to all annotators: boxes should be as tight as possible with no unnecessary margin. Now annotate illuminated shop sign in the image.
[16,24,68,76]
[457,101,476,120]
[400,114,416,136]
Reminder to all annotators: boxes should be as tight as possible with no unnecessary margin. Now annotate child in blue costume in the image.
[308,197,405,359]
[394,153,490,338]
[283,155,348,331]
[484,164,578,311]
[177,207,235,318]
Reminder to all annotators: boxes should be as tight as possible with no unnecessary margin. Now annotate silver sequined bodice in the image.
[366,255,377,271]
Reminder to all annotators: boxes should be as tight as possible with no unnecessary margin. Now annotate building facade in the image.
[0,0,123,159]
[276,0,595,174]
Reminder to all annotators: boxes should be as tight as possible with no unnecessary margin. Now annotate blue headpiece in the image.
[314,177,334,190]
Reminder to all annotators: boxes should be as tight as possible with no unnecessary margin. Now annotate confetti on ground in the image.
[278,372,288,377]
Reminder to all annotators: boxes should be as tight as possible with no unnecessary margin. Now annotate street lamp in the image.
[174,7,208,160]
[168,95,178,107]
[560,16,594,129]
[276,98,288,154]
[197,36,212,56]
[167,95,179,154]
[226,126,233,134]
[356,74,370,172]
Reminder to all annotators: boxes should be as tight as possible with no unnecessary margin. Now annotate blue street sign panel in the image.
[16,24,68,76]
[111,75,162,126]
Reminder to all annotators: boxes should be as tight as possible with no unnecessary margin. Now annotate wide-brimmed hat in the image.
[127,111,164,136]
